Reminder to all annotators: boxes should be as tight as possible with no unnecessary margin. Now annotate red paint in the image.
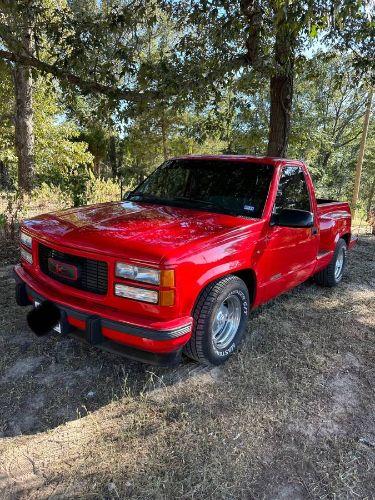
[16,156,355,355]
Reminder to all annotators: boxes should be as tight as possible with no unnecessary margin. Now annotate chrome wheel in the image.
[212,295,242,349]
[335,248,344,280]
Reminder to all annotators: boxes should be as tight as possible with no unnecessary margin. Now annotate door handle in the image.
[311,227,318,235]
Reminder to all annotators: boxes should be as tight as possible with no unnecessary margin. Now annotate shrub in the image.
[85,172,121,205]
[30,183,71,215]
[0,191,27,241]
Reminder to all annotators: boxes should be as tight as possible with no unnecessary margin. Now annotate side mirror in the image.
[270,208,314,228]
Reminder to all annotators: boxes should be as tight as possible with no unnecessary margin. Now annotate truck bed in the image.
[316,199,355,260]
[317,199,351,217]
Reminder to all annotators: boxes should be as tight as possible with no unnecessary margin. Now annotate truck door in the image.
[256,165,319,303]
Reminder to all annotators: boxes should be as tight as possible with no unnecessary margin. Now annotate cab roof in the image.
[171,154,304,167]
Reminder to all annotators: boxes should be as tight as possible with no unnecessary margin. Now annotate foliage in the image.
[0,67,94,190]
[0,62,17,182]
[288,54,369,197]
[0,1,373,213]
[33,77,94,186]
[85,171,121,205]
[0,191,27,240]
[30,182,71,213]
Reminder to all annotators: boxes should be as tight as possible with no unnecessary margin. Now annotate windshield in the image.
[127,159,274,218]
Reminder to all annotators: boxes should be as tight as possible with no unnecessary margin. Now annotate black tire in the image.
[314,238,347,287]
[183,275,250,365]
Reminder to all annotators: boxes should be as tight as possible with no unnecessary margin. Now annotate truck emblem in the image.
[48,258,78,281]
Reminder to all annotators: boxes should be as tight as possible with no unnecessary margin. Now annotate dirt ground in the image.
[0,236,374,499]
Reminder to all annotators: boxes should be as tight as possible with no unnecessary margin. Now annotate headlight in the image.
[114,283,158,304]
[20,247,33,264]
[115,262,160,285]
[20,230,32,248]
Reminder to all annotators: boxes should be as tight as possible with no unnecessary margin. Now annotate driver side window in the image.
[274,166,311,214]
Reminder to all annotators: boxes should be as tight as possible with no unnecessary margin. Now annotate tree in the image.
[351,90,373,217]
[171,0,373,157]
[32,77,93,185]
[1,0,36,191]
[0,61,16,189]
[0,0,372,198]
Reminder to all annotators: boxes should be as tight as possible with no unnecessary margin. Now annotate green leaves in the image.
[309,23,318,38]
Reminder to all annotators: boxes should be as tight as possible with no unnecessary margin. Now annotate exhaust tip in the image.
[27,300,61,336]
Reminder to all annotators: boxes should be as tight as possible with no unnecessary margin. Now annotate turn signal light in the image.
[160,270,175,287]
[159,290,175,306]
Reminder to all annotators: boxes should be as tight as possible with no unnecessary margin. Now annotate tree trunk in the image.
[366,174,375,219]
[93,158,101,177]
[351,90,373,218]
[13,29,35,193]
[320,151,331,171]
[160,109,168,161]
[0,160,11,190]
[108,134,117,178]
[266,6,294,158]
[267,74,293,157]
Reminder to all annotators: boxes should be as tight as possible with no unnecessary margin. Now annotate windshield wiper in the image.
[170,196,238,215]
[127,193,240,215]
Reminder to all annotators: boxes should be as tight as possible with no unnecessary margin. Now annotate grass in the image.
[0,236,374,499]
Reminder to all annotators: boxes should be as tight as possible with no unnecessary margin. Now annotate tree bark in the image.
[351,90,373,218]
[366,174,375,219]
[161,109,168,161]
[108,135,118,178]
[0,160,11,189]
[266,6,294,158]
[93,158,101,177]
[13,29,35,193]
[0,49,158,103]
[267,74,293,157]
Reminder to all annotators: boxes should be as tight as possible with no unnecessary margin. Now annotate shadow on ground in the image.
[0,236,373,442]
[0,267,198,437]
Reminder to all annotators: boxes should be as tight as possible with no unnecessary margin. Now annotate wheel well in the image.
[233,269,256,306]
[192,269,257,315]
[340,233,351,247]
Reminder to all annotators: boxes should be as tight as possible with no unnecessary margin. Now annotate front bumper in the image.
[14,266,192,366]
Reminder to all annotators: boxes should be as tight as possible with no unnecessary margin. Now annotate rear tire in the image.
[314,238,347,287]
[183,275,249,365]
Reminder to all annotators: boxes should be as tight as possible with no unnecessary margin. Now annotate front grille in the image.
[39,244,108,295]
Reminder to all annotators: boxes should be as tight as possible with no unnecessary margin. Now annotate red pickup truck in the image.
[15,155,357,366]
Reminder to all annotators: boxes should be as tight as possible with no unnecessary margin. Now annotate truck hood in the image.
[24,201,259,264]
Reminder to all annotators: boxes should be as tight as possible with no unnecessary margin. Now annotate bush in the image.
[0,174,124,245]
[59,165,91,207]
[0,191,27,241]
[85,172,121,205]
[30,183,71,214]
[0,185,72,242]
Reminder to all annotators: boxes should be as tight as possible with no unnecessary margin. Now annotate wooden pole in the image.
[351,90,373,219]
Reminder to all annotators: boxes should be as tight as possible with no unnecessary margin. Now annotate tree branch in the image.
[239,0,268,73]
[0,49,159,102]
[336,129,363,148]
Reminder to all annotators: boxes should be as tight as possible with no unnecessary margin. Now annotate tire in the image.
[183,275,250,365]
[314,238,347,287]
